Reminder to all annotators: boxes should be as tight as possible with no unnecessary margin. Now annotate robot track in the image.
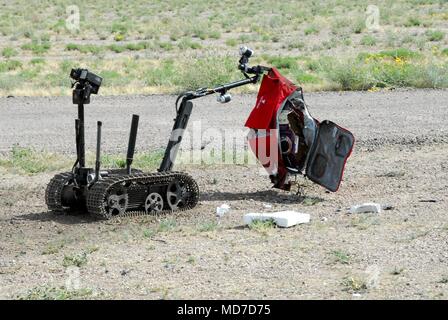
[86,171,199,219]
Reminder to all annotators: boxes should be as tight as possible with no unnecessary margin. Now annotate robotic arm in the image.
[159,47,271,172]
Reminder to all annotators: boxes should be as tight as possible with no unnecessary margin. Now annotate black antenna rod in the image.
[126,114,139,174]
[94,121,102,183]
[77,103,86,168]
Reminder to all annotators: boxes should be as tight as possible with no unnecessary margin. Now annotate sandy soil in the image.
[0,89,448,299]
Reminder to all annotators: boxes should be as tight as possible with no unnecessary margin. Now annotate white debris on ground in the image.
[244,211,311,228]
[216,204,230,217]
[349,203,382,214]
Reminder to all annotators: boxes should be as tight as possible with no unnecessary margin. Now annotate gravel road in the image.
[1,89,447,155]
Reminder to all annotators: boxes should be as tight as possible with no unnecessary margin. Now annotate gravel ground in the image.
[1,89,447,154]
[0,89,447,300]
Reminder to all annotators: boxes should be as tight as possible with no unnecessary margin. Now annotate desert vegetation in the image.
[0,0,446,95]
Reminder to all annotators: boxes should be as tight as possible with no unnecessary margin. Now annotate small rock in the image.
[349,203,382,214]
[216,204,230,217]
[120,269,130,276]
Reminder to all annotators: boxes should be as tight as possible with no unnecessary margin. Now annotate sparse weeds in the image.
[196,221,219,232]
[304,25,319,36]
[0,60,22,72]
[21,41,51,54]
[186,256,196,264]
[426,30,444,42]
[350,215,379,230]
[62,252,88,268]
[391,267,405,275]
[158,218,177,233]
[0,148,169,176]
[248,219,276,235]
[301,196,324,206]
[66,43,104,54]
[19,286,93,300]
[330,250,351,265]
[1,2,448,96]
[42,242,65,255]
[2,47,17,58]
[341,276,368,293]
[143,228,157,238]
[0,145,69,174]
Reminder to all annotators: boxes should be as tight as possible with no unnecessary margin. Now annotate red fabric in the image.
[245,68,297,190]
[244,68,297,129]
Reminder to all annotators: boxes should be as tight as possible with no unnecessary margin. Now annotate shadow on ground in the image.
[201,189,324,204]
[11,210,99,225]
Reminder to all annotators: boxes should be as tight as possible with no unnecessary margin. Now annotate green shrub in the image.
[353,19,365,34]
[378,48,421,60]
[144,61,177,86]
[426,30,444,41]
[304,25,319,35]
[360,35,377,46]
[409,62,448,88]
[287,41,305,50]
[175,55,238,90]
[2,47,17,58]
[178,38,202,50]
[324,60,375,90]
[158,41,174,51]
[108,44,126,53]
[0,74,22,90]
[63,252,88,267]
[249,219,276,234]
[66,43,103,54]
[0,145,68,174]
[66,43,78,51]
[125,42,148,51]
[404,17,421,27]
[30,58,46,65]
[292,68,321,84]
[19,286,92,300]
[265,56,297,70]
[21,41,51,54]
[404,17,422,27]
[209,30,221,39]
[358,48,421,61]
[19,68,41,80]
[111,22,128,34]
[0,60,22,72]
[370,62,417,88]
[225,38,238,47]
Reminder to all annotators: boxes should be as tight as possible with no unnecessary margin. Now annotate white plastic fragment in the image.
[349,203,382,214]
[216,204,230,217]
[244,211,310,228]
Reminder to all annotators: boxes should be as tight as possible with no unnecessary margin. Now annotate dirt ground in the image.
[1,90,448,299]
